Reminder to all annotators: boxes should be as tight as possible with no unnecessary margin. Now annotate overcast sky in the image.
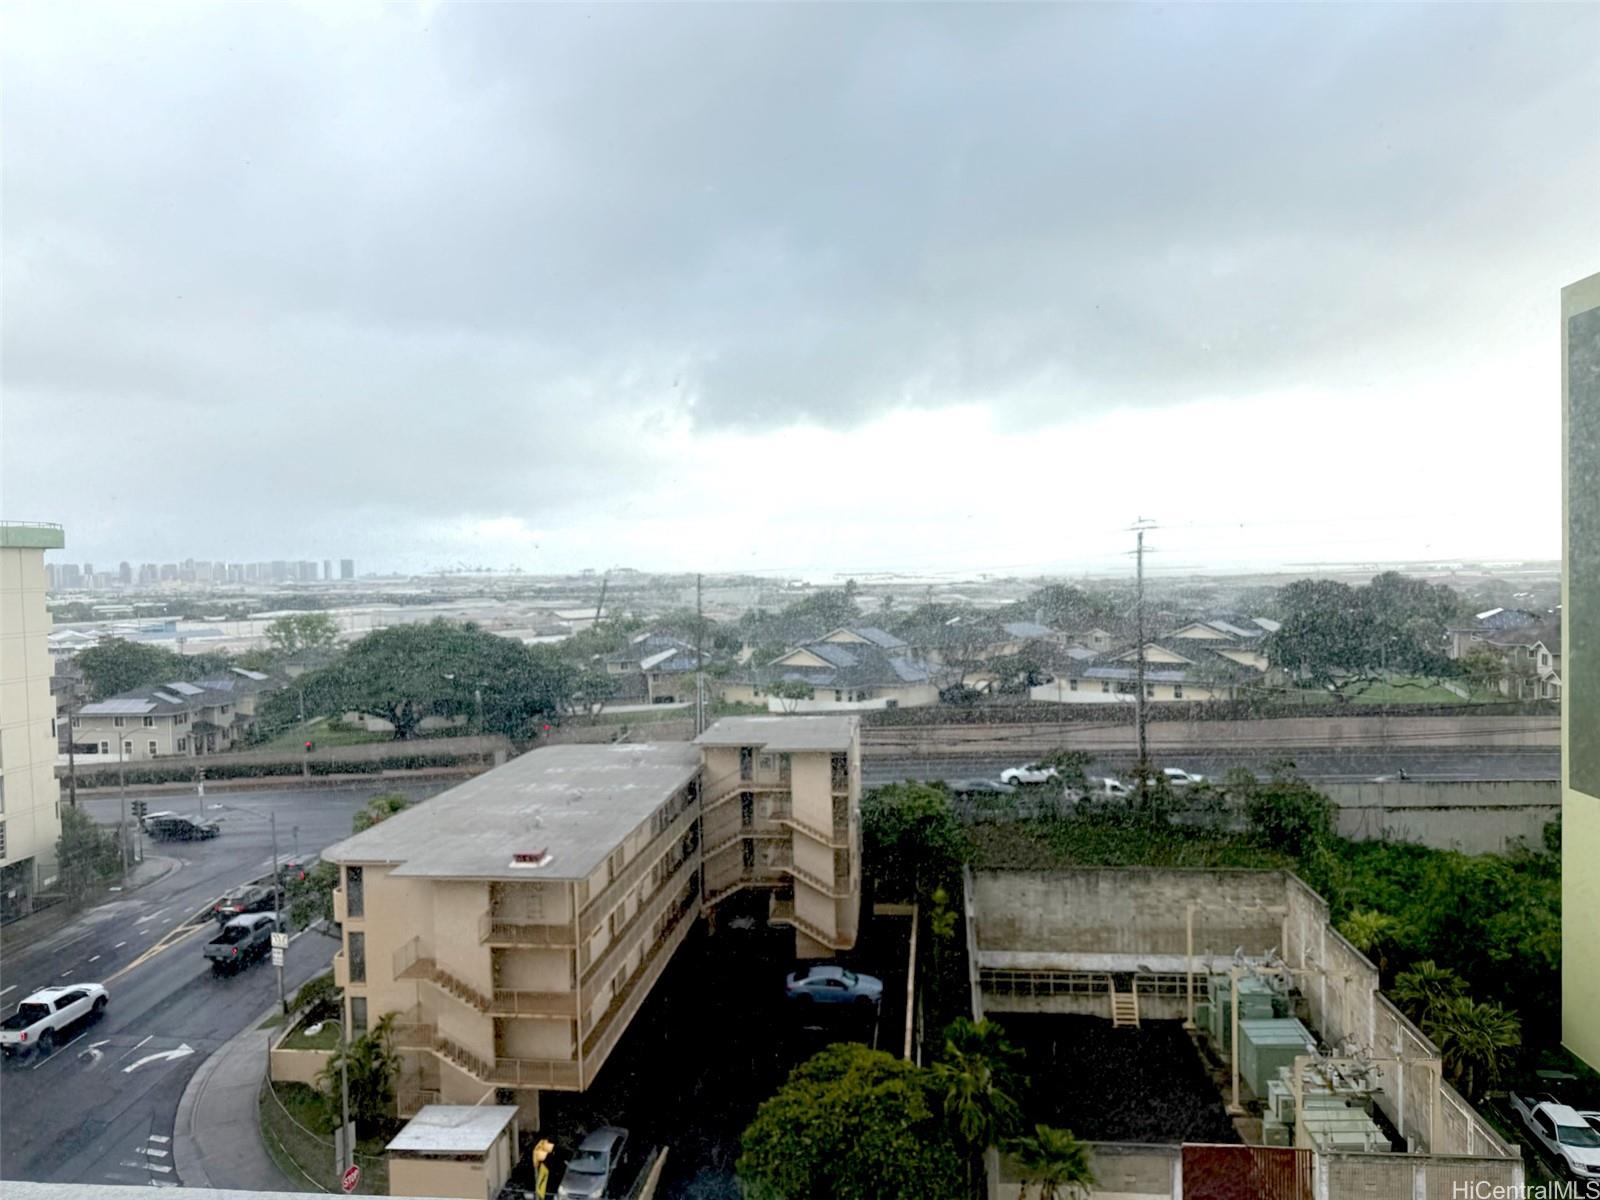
[3,2,1596,579]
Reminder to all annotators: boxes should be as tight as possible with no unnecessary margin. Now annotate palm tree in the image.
[1338,909,1401,976]
[932,1045,1022,1194]
[1008,1125,1096,1200]
[1425,997,1521,1100]
[1390,960,1467,1031]
[943,1018,1027,1099]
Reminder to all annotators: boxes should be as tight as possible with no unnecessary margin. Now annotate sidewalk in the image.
[0,853,180,954]
[174,1009,299,1192]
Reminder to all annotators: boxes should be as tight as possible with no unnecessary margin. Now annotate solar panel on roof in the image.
[153,691,185,704]
[83,698,157,714]
[168,681,204,695]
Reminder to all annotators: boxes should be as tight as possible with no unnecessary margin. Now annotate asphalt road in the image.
[0,779,447,1189]
[863,747,1559,788]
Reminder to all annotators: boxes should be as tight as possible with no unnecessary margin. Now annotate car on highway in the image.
[205,913,278,973]
[785,963,884,1008]
[999,763,1060,786]
[1161,768,1206,787]
[557,1126,629,1199]
[1,984,109,1060]
[213,883,277,924]
[950,779,1017,797]
[143,811,221,840]
[1510,1092,1600,1178]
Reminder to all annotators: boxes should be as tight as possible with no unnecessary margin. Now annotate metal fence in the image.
[1182,1144,1313,1200]
[257,1078,388,1194]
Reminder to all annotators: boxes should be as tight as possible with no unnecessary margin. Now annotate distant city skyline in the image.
[45,555,356,591]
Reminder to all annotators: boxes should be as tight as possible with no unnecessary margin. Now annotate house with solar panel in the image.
[70,668,280,761]
[717,626,940,711]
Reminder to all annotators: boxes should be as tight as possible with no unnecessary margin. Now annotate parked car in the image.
[277,855,320,887]
[143,812,220,840]
[1161,768,1206,787]
[1092,777,1131,797]
[1510,1092,1600,1178]
[556,1126,628,1199]
[1,984,109,1059]
[213,884,276,924]
[205,913,278,972]
[785,963,883,1008]
[999,763,1059,786]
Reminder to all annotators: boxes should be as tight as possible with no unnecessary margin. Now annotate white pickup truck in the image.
[0,984,109,1059]
[1510,1092,1600,1179]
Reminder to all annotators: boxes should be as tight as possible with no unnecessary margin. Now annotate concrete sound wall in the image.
[1320,779,1560,854]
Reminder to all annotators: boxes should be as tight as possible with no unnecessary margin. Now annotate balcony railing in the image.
[579,864,699,989]
[767,896,853,951]
[332,888,347,924]
[777,813,850,849]
[332,949,349,988]
[580,882,699,1069]
[701,769,788,814]
[478,911,577,948]
[420,1030,583,1091]
[703,824,789,860]
[577,803,700,940]
[784,860,851,899]
[490,989,578,1017]
[392,1004,437,1049]
[703,859,790,906]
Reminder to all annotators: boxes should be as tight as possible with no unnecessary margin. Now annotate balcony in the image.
[701,770,789,815]
[332,950,349,988]
[579,867,700,988]
[703,823,789,860]
[490,990,578,1018]
[478,911,576,948]
[395,937,576,1019]
[777,812,850,849]
[578,803,700,940]
[767,896,852,951]
[392,1004,437,1049]
[580,883,699,1073]
[332,888,347,924]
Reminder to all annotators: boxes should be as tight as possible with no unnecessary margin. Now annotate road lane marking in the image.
[114,942,127,949]
[138,1147,170,1158]
[30,1028,91,1070]
[0,985,14,998]
[88,955,101,963]
[123,1044,194,1074]
[117,1034,154,1064]
[148,1135,171,1144]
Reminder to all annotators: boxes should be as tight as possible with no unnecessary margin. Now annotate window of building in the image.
[345,866,363,918]
[220,704,230,714]
[71,716,80,728]
[148,740,158,756]
[1101,681,1111,693]
[1173,685,1184,699]
[142,716,154,727]
[99,741,109,754]
[113,716,125,728]
[0,822,6,859]
[1068,679,1078,691]
[348,931,366,983]
[176,737,187,752]
[123,741,133,757]
[349,996,368,1033]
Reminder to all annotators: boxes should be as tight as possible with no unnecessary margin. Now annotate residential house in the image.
[601,633,703,705]
[1470,622,1563,701]
[72,669,279,761]
[1030,633,1265,705]
[719,628,938,711]
[319,715,862,1127]
[1446,608,1549,660]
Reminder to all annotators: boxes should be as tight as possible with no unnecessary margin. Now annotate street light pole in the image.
[270,809,287,1014]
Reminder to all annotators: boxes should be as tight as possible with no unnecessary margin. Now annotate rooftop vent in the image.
[510,849,553,870]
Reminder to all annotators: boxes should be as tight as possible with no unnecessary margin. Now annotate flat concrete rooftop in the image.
[323,742,700,881]
[694,714,856,752]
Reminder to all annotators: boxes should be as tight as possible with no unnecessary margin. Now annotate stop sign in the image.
[341,1163,361,1193]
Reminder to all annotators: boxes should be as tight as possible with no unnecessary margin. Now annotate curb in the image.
[173,1002,294,1191]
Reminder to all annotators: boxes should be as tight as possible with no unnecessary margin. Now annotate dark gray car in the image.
[557,1126,627,1199]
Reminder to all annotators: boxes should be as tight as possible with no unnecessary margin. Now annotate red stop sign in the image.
[341,1164,361,1193]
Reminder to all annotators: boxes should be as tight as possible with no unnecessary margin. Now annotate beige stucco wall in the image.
[0,542,62,889]
[267,1044,335,1086]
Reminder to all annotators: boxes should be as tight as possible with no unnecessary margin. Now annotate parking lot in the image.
[532,904,911,1199]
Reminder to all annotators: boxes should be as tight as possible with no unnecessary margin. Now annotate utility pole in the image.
[1131,518,1157,806]
[118,735,130,875]
[695,573,705,736]
[64,695,79,808]
[270,809,287,1014]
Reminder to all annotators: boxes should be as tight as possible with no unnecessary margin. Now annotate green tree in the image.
[1425,996,1521,1100]
[942,1018,1027,1101]
[292,621,579,739]
[1008,1125,1097,1200]
[737,1043,964,1200]
[287,860,341,933]
[769,680,814,713]
[76,638,222,700]
[265,612,339,656]
[1390,960,1469,1031]
[1242,769,1334,855]
[352,793,411,833]
[293,971,342,1022]
[1039,750,1092,792]
[55,807,123,901]
[861,782,969,901]
[319,1012,400,1129]
[1338,909,1402,977]
[931,1043,1023,1193]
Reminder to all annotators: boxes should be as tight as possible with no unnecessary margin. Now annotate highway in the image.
[0,779,447,1189]
[863,747,1560,788]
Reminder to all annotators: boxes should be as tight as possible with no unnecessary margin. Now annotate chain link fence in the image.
[258,1077,388,1194]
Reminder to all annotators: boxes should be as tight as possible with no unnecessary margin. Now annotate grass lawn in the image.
[257,1012,286,1031]
[281,1018,341,1051]
[254,721,392,753]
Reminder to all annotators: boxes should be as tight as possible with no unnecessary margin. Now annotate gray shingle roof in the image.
[1001,621,1054,639]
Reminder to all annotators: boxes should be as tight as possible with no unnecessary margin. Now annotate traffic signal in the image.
[132,800,148,818]
[304,740,314,752]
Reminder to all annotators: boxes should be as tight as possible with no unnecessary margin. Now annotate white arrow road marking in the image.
[80,1039,110,1065]
[135,910,168,925]
[122,1044,194,1074]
